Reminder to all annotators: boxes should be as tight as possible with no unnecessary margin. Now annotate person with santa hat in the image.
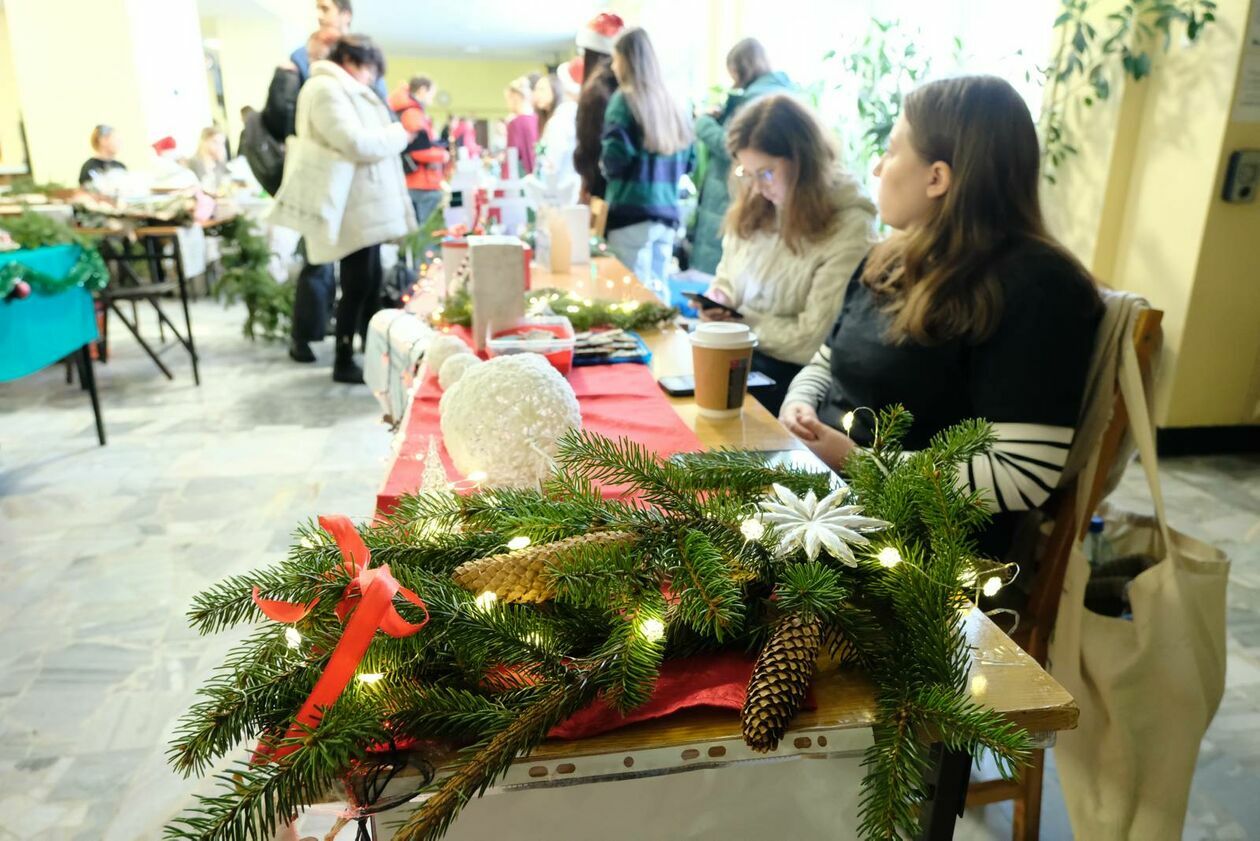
[572,12,625,202]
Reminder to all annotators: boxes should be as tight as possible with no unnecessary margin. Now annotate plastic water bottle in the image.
[1084,516,1114,568]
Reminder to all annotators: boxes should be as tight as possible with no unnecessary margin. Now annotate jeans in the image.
[408,189,443,228]
[606,220,675,299]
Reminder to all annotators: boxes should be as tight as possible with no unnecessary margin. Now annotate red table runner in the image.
[376,353,703,516]
[373,343,792,743]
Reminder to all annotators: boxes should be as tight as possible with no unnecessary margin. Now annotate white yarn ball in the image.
[438,352,482,390]
[440,354,582,488]
[426,334,473,376]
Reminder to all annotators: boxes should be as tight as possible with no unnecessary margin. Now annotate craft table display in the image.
[0,244,107,444]
[166,253,1078,841]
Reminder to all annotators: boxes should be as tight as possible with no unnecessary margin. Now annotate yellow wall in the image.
[384,56,548,122]
[202,15,296,146]
[0,9,27,170]
[1043,0,1260,428]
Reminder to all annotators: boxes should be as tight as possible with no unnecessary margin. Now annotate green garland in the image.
[438,286,677,333]
[0,211,107,298]
[0,247,109,299]
[167,407,1031,841]
[214,217,292,341]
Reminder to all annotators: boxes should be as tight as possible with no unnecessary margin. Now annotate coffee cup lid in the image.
[689,321,758,349]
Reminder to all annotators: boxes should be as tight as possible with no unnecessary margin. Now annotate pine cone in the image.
[452,530,636,604]
[742,614,821,752]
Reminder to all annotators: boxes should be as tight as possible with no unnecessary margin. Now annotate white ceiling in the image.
[200,0,603,59]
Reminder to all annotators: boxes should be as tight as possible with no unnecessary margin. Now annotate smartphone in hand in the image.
[683,292,743,318]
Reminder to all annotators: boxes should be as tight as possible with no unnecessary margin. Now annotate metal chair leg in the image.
[76,345,106,445]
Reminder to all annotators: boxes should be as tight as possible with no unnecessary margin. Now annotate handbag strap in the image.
[1118,336,1175,552]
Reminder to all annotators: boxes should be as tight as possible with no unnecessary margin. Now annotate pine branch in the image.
[857,706,931,840]
[391,681,596,841]
[776,562,848,622]
[669,530,746,640]
[589,596,668,711]
[911,685,1031,777]
[383,684,545,741]
[165,702,386,841]
[554,431,697,513]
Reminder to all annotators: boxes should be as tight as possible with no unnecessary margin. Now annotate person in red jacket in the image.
[389,76,449,225]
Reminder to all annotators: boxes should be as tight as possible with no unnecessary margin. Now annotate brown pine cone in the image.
[741,614,822,752]
[452,530,636,604]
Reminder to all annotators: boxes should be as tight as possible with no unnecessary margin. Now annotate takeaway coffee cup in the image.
[690,322,758,419]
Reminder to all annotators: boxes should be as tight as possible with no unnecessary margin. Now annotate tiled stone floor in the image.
[1,300,1257,839]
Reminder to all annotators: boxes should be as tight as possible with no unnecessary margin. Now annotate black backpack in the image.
[240,110,285,196]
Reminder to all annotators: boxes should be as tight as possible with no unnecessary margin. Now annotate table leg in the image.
[918,743,971,841]
[76,345,106,446]
[169,235,201,385]
[110,300,175,379]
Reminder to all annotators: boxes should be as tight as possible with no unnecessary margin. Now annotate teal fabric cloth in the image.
[691,72,796,274]
[0,245,100,382]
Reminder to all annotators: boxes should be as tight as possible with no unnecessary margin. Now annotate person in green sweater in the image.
[600,27,695,297]
[691,39,796,275]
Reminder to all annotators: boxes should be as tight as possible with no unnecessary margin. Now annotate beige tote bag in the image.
[1049,339,1229,840]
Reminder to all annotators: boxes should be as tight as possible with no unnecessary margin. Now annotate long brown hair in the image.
[727,38,771,89]
[724,94,847,254]
[612,28,692,155]
[864,75,1090,345]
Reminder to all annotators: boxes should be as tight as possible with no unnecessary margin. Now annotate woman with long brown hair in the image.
[780,75,1101,556]
[600,27,694,294]
[699,94,875,414]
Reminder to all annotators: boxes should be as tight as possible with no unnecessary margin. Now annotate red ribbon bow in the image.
[251,515,429,761]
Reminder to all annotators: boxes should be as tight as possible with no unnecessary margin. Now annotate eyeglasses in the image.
[734,164,775,185]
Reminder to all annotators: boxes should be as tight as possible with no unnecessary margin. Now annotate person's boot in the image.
[332,336,363,384]
[289,339,316,363]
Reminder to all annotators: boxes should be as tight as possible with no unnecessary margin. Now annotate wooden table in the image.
[531,258,805,454]
[316,257,1078,840]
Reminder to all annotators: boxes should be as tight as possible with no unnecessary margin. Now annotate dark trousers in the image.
[749,350,803,418]
[291,261,336,343]
[336,244,382,344]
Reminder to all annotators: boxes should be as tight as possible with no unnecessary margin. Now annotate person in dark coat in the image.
[690,39,796,274]
[572,12,624,201]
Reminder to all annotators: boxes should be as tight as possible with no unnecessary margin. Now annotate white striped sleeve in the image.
[958,423,1074,513]
[783,345,833,409]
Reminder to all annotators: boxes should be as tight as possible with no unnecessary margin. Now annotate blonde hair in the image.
[612,28,692,155]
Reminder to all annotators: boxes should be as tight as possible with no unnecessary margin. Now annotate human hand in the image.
[780,402,820,442]
[698,306,733,322]
[799,416,857,472]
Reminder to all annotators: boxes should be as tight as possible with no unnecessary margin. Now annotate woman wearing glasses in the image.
[700,94,876,415]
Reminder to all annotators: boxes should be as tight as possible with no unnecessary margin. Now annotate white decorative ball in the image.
[440,354,582,488]
[426,334,473,377]
[438,352,482,390]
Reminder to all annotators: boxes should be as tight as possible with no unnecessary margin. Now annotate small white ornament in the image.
[438,352,481,390]
[419,436,450,495]
[439,353,581,488]
[758,483,890,565]
[426,334,473,377]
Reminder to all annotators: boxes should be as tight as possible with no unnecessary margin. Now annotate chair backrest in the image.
[1017,307,1163,664]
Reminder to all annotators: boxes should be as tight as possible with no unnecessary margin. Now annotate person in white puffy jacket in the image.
[524,58,583,208]
[295,34,416,383]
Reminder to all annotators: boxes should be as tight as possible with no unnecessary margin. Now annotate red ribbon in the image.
[251,515,429,761]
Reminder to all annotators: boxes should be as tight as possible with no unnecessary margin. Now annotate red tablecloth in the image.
[374,342,793,743]
[376,354,703,516]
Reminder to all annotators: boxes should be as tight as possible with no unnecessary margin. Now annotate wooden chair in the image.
[965,307,1163,840]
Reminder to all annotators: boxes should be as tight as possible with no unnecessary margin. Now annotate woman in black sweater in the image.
[780,76,1102,559]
